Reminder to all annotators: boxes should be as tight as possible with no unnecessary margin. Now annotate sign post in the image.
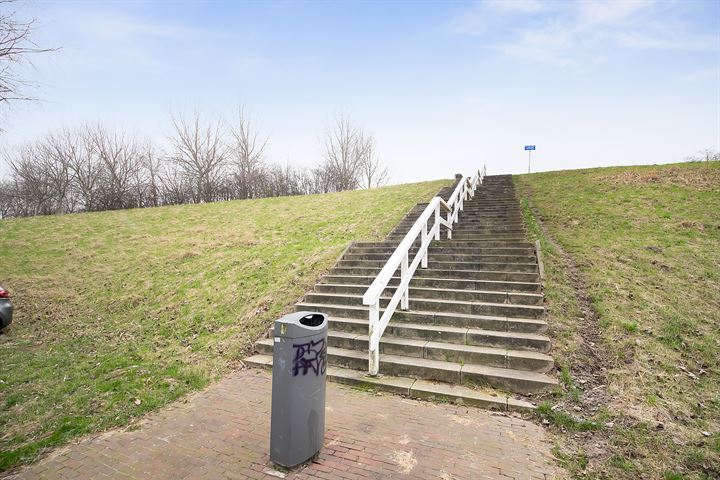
[524,145,536,173]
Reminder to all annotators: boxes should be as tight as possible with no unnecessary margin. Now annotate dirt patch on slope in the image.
[530,201,612,413]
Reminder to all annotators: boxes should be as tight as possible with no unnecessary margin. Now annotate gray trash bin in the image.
[270,311,328,468]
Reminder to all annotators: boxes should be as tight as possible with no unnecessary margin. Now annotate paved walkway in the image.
[6,369,560,480]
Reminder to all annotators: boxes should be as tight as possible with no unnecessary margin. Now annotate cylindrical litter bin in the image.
[270,311,328,468]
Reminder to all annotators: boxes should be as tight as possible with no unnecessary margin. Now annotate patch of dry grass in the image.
[595,164,720,190]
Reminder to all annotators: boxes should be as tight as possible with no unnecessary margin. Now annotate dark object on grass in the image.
[0,286,12,329]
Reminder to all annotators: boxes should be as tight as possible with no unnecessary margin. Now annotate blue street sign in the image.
[524,145,536,151]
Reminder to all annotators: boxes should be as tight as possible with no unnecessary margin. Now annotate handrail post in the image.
[446,209,452,239]
[434,203,440,241]
[401,253,409,310]
[368,302,380,375]
[421,221,428,268]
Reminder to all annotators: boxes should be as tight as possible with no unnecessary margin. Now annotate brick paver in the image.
[5,369,560,480]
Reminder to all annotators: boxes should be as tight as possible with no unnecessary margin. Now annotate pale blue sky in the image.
[3,0,719,182]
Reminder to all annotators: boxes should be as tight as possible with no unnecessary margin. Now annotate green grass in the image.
[515,162,720,479]
[0,179,448,472]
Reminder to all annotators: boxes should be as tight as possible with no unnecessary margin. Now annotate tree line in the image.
[0,111,389,218]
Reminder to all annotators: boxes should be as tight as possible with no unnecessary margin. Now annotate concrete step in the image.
[450,220,525,226]
[348,246,536,256]
[447,229,527,236]
[443,235,528,242]
[250,345,555,393]
[388,232,527,240]
[319,274,542,294]
[256,334,553,373]
[456,215,524,221]
[395,216,524,225]
[450,221,526,228]
[464,203,519,206]
[336,259,539,273]
[343,249,537,263]
[314,283,543,305]
[442,227,526,234]
[329,266,540,282]
[302,292,544,319]
[294,304,549,338]
[431,240,535,248]
[353,240,535,249]
[459,203,520,208]
[460,210,522,216]
[343,252,538,264]
[243,355,535,411]
[461,207,521,212]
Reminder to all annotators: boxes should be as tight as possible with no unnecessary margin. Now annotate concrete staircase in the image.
[245,175,556,411]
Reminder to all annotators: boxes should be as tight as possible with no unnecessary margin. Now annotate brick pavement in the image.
[5,369,561,480]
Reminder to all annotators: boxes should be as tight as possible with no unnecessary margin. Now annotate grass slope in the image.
[515,162,719,479]
[0,179,449,472]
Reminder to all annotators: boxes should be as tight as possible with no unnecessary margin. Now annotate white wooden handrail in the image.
[362,167,486,375]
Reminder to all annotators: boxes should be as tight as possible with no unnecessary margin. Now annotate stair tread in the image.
[324,346,556,385]
[322,274,540,286]
[317,283,543,299]
[331,266,539,276]
[295,302,548,327]
[340,260,538,266]
[257,334,552,360]
[303,291,545,312]
[325,316,551,340]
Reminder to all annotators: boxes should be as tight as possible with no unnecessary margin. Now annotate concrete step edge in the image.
[302,291,545,313]
[256,335,553,368]
[294,302,549,330]
[315,283,543,301]
[242,355,534,411]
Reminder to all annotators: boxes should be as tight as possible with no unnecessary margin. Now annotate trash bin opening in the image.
[299,313,324,327]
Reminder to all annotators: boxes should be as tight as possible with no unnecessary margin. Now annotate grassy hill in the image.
[0,179,449,472]
[515,162,719,479]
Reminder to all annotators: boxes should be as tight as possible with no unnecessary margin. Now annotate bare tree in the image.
[168,111,227,203]
[0,178,19,217]
[63,127,104,212]
[87,125,142,210]
[0,1,56,117]
[158,163,191,206]
[358,135,388,189]
[699,148,719,163]
[141,142,162,207]
[6,143,53,215]
[321,114,366,192]
[228,107,268,199]
[38,132,74,213]
[685,148,720,163]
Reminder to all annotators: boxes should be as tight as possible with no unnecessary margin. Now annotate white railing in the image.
[362,167,486,375]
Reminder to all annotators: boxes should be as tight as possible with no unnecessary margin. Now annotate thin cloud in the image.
[450,0,715,66]
[485,0,548,14]
[578,0,655,25]
[37,4,247,74]
[61,8,226,42]
[676,67,720,83]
